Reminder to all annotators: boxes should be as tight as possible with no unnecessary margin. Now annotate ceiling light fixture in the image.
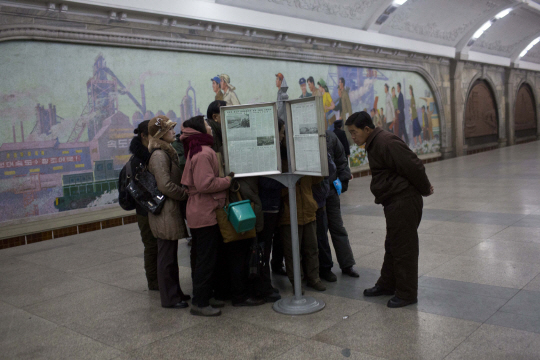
[520,37,540,58]
[393,0,408,5]
[472,21,492,40]
[495,8,512,19]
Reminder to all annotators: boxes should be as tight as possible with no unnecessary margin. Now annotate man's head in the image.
[334,119,343,129]
[370,108,376,117]
[397,82,401,93]
[339,77,345,90]
[307,76,315,92]
[299,77,307,94]
[276,73,284,88]
[345,111,375,146]
[391,87,396,96]
[421,105,426,113]
[211,76,221,94]
[206,100,227,124]
[380,107,384,115]
[384,84,389,93]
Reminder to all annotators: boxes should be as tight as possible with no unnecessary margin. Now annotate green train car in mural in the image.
[54,159,120,211]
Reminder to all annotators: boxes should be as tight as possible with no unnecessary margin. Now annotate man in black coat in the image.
[345,111,433,308]
[333,120,350,157]
[317,131,359,282]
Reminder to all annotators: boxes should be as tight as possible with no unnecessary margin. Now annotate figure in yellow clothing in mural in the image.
[317,78,335,129]
[220,74,240,106]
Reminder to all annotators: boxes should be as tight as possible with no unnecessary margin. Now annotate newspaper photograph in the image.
[223,105,278,175]
[290,101,321,173]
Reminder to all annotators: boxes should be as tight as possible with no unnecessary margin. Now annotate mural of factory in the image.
[0,53,201,221]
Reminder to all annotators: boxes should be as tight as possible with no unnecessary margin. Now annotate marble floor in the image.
[2,141,540,359]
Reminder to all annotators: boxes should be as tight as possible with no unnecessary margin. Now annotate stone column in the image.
[504,68,516,146]
[450,60,465,157]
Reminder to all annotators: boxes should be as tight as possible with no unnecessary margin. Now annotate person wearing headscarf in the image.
[220,74,240,106]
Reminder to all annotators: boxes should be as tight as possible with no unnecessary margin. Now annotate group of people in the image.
[128,98,360,317]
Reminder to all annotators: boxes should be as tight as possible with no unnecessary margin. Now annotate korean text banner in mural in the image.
[0,41,440,223]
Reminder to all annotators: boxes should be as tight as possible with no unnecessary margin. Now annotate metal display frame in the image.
[220,102,282,178]
[285,96,329,177]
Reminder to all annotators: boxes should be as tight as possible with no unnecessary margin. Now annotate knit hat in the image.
[220,74,235,90]
[148,115,176,139]
[317,78,327,88]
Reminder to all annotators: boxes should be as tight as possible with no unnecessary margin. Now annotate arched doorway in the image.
[514,84,537,140]
[464,80,499,147]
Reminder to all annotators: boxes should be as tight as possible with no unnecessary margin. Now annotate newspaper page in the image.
[223,105,278,175]
[290,101,321,173]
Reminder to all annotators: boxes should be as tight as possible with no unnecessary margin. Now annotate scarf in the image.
[181,130,214,159]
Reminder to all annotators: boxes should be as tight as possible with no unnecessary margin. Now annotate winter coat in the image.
[147,137,188,240]
[180,138,230,229]
[312,153,336,208]
[230,177,264,233]
[208,119,223,155]
[365,127,431,205]
[326,130,351,194]
[277,78,289,121]
[171,134,186,177]
[128,136,152,216]
[259,177,285,212]
[333,128,350,157]
[280,176,323,226]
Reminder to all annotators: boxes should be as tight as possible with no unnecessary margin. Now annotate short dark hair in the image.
[206,100,227,121]
[134,120,150,137]
[183,115,207,134]
[397,82,402,88]
[339,77,345,86]
[422,105,426,110]
[307,76,315,84]
[345,111,375,130]
[391,86,395,90]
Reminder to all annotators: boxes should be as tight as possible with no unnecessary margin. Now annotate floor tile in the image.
[16,245,128,272]
[72,257,146,284]
[418,233,482,256]
[489,226,540,244]
[25,284,203,352]
[461,239,540,265]
[445,324,540,360]
[357,249,455,276]
[0,301,57,344]
[313,303,480,360]
[486,311,540,335]
[524,273,540,292]
[512,215,540,228]
[425,256,540,289]
[418,277,518,300]
[274,340,385,360]
[498,290,540,319]
[129,317,305,360]
[419,222,507,239]
[1,326,121,360]
[222,292,370,338]
[450,211,526,226]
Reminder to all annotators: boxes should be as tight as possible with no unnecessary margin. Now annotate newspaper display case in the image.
[284,96,329,177]
[220,102,282,177]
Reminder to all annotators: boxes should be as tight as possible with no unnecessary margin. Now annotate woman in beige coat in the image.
[147,115,190,309]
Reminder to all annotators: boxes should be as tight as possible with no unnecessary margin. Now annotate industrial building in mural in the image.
[0,42,439,223]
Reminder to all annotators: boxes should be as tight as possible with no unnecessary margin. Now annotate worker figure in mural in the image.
[307,76,320,97]
[298,77,312,98]
[318,79,336,130]
[391,87,398,135]
[421,106,432,141]
[345,111,433,308]
[211,75,224,101]
[337,78,353,146]
[276,73,289,122]
[220,74,240,106]
[397,82,410,145]
[384,84,395,133]
[410,85,422,147]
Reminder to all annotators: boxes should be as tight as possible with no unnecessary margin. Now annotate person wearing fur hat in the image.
[147,115,190,309]
[220,74,241,106]
[181,115,233,317]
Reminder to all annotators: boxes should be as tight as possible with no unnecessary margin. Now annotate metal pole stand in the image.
[265,174,325,315]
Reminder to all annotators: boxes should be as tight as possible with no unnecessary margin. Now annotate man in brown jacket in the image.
[280,176,326,292]
[345,111,434,308]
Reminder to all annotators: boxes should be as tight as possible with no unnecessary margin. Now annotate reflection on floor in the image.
[2,141,540,359]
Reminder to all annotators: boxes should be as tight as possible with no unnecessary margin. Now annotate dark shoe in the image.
[233,297,265,307]
[272,266,287,276]
[180,294,191,301]
[363,285,395,297]
[265,292,282,303]
[342,266,360,278]
[209,298,226,308]
[148,283,159,291]
[387,296,417,308]
[319,270,337,282]
[162,301,188,309]
[307,281,326,291]
[190,306,221,316]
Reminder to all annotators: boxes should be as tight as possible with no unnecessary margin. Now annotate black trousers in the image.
[157,238,186,307]
[316,207,333,272]
[223,239,252,304]
[325,190,356,270]
[257,212,280,296]
[376,191,423,300]
[191,225,221,308]
[137,215,158,288]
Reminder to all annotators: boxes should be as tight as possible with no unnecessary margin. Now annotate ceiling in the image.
[215,0,540,66]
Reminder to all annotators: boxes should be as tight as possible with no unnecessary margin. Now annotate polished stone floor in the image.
[2,141,540,360]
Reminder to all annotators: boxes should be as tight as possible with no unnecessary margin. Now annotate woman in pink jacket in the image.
[181,116,232,317]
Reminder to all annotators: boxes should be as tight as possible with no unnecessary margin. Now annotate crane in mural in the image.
[67,54,147,143]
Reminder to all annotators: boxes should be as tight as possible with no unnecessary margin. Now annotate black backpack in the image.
[118,158,136,211]
[118,156,167,215]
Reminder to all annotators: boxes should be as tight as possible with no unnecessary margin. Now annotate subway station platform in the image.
[1,141,540,360]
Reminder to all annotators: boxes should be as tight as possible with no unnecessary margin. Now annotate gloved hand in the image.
[341,179,349,194]
[333,178,342,195]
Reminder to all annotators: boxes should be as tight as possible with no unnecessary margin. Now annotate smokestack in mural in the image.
[140,84,146,114]
[180,81,201,123]
[21,122,24,143]
[12,125,16,143]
